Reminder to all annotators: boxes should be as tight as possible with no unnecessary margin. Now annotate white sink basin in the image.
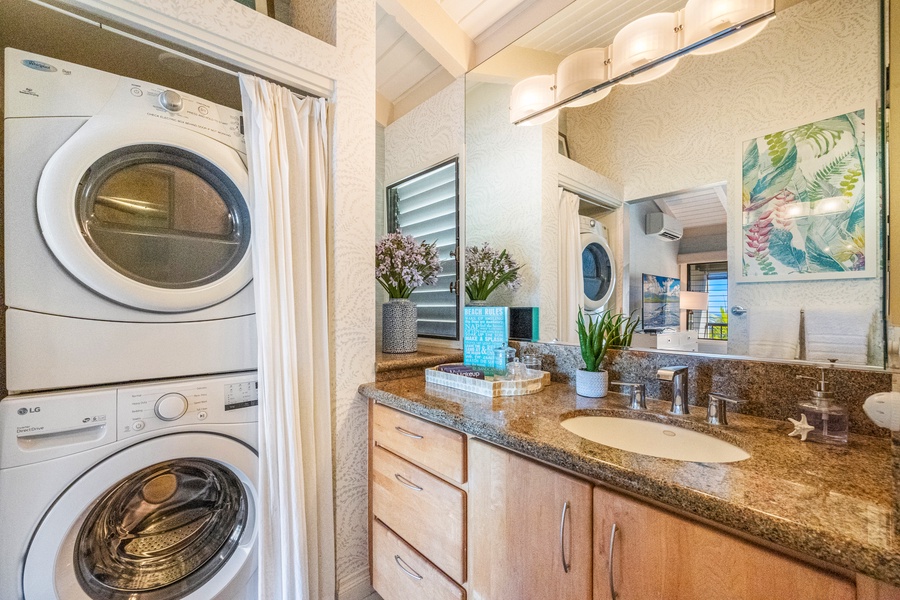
[561,416,750,463]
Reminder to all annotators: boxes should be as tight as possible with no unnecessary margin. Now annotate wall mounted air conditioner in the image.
[645,213,683,241]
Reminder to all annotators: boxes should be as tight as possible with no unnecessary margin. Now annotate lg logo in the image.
[17,407,40,415]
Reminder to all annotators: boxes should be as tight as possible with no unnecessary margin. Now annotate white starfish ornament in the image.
[787,414,815,441]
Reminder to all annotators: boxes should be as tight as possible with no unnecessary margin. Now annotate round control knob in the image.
[158,90,184,112]
[155,393,188,421]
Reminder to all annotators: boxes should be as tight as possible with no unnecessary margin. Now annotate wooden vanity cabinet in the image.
[593,486,856,600]
[468,439,593,600]
[369,401,900,600]
[370,402,467,600]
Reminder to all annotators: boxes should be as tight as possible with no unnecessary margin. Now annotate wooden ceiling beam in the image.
[377,0,474,77]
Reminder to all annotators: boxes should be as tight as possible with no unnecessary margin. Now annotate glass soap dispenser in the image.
[795,366,848,445]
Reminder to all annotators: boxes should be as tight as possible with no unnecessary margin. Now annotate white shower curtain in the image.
[240,74,335,600]
[558,188,583,344]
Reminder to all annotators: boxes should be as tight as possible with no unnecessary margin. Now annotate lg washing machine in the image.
[0,371,259,600]
[579,215,616,313]
[3,48,256,392]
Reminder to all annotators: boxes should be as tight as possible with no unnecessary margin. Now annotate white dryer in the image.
[579,216,616,313]
[0,371,259,600]
[4,48,256,392]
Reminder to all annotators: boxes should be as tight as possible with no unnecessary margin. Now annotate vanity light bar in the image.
[512,7,776,126]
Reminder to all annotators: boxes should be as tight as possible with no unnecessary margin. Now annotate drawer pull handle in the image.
[394,473,423,491]
[559,500,571,574]
[395,555,423,580]
[395,426,423,439]
[608,522,619,600]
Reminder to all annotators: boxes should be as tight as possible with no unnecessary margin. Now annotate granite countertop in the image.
[375,349,463,381]
[359,376,900,586]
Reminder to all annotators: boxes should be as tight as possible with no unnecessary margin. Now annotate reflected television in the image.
[642,274,680,332]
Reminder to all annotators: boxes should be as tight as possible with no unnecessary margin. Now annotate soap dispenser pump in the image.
[795,364,848,444]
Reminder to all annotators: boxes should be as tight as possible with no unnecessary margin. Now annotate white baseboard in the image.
[337,567,373,600]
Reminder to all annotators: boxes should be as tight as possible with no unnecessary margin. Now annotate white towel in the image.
[804,308,871,365]
[748,308,801,360]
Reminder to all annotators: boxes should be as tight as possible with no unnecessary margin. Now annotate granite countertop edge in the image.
[375,350,464,373]
[358,380,900,587]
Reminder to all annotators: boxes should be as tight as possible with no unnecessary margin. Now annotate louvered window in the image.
[387,159,460,340]
[687,262,728,340]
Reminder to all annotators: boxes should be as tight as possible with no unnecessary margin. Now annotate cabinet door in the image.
[469,439,592,600]
[593,486,856,600]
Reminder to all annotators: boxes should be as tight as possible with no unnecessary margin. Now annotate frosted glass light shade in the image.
[556,48,612,108]
[611,12,681,85]
[510,74,558,125]
[684,0,773,55]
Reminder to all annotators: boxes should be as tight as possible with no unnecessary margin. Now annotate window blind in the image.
[387,159,459,339]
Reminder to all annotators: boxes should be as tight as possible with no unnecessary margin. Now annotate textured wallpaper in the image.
[380,78,465,345]
[385,77,465,185]
[60,1,378,597]
[567,0,883,362]
[466,82,544,308]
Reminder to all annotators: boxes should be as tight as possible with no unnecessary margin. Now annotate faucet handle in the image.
[657,366,688,381]
[610,381,647,410]
[707,393,745,426]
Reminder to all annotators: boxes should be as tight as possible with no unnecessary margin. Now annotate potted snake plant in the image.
[575,308,639,397]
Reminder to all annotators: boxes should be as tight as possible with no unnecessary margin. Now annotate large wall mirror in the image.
[465,0,888,368]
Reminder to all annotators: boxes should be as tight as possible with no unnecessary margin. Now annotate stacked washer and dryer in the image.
[0,49,260,599]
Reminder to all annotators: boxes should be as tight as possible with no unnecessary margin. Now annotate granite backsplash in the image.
[515,342,894,438]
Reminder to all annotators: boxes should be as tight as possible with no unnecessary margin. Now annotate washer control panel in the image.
[117,371,258,439]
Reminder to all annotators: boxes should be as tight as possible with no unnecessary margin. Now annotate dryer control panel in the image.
[117,371,258,440]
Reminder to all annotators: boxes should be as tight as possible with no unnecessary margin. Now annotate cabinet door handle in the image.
[394,555,423,580]
[608,522,619,600]
[394,473,423,491]
[559,500,571,573]
[395,426,423,439]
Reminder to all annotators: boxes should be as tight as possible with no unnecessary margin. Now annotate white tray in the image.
[425,365,550,397]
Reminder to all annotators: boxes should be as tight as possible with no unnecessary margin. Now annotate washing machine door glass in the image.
[75,458,247,600]
[76,144,250,289]
[582,241,613,306]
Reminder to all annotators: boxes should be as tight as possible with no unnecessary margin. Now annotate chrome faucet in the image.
[706,393,745,426]
[657,366,689,415]
[610,381,647,410]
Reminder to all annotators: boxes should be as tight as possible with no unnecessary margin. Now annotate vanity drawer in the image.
[372,445,466,583]
[373,519,465,600]
[373,403,466,483]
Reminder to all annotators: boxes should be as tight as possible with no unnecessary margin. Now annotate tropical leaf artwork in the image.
[740,109,872,281]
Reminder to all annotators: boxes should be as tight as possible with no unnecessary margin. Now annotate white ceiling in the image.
[376,5,447,109]
[514,0,685,55]
[653,185,728,230]
[436,0,531,39]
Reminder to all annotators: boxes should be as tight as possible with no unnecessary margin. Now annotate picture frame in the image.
[641,274,680,331]
[737,105,876,283]
[558,132,570,158]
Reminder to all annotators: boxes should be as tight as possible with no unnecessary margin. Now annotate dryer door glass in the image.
[582,241,613,302]
[76,144,250,289]
[74,458,248,600]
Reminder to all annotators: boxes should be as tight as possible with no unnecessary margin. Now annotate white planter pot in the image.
[576,369,608,398]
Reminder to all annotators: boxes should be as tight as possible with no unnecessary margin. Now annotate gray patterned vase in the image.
[382,299,418,353]
[575,369,608,398]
